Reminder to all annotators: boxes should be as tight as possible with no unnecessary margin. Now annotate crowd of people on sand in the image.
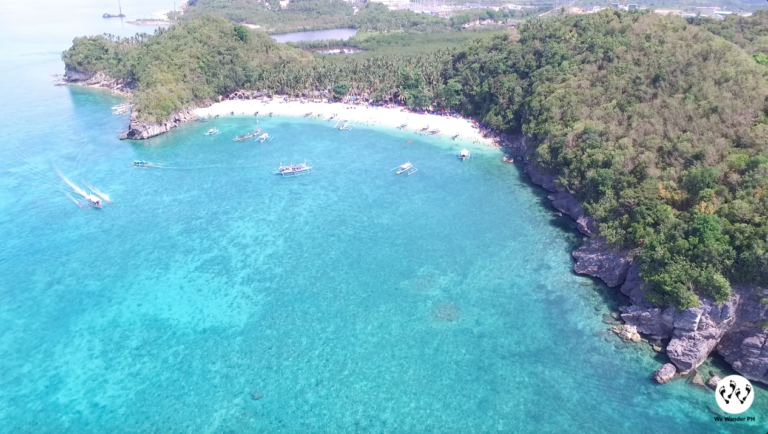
[219,91,523,153]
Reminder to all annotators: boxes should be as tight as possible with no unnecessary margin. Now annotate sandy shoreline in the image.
[194,98,499,150]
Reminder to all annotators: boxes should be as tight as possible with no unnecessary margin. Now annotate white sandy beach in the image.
[194,98,499,149]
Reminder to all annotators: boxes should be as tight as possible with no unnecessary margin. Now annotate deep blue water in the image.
[0,1,765,432]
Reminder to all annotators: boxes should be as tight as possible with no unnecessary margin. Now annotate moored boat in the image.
[233,133,254,141]
[258,133,270,143]
[395,162,413,175]
[276,160,312,176]
[458,149,471,161]
[204,128,220,136]
[397,123,408,129]
[428,129,440,135]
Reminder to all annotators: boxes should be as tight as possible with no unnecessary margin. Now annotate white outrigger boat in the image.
[458,149,471,161]
[394,162,413,175]
[204,128,220,136]
[258,133,271,143]
[276,160,312,177]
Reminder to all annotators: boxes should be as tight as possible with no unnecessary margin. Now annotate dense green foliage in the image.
[182,0,354,33]
[447,12,768,308]
[181,0,454,33]
[690,10,768,54]
[64,11,768,309]
[62,16,311,122]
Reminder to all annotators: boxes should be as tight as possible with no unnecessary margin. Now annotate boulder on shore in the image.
[707,375,721,388]
[652,363,677,384]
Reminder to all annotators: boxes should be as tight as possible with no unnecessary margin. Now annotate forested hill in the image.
[62,11,768,309]
[450,12,768,308]
[62,16,312,122]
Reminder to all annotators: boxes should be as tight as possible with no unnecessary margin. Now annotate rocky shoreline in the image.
[62,66,211,140]
[521,151,768,386]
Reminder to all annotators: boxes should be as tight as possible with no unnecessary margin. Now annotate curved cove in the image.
[2,89,765,431]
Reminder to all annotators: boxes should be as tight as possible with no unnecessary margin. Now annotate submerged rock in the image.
[251,392,263,401]
[433,303,460,322]
[689,371,707,389]
[652,363,677,384]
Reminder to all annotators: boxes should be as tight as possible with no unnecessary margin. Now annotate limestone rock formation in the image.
[716,286,768,385]
[547,191,596,236]
[63,66,133,96]
[652,363,677,384]
[524,162,559,193]
[571,238,632,287]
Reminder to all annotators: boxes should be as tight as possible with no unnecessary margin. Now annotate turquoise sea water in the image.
[1,2,766,432]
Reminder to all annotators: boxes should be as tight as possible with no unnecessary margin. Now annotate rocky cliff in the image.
[63,66,133,96]
[63,66,213,140]
[119,107,198,140]
[524,158,768,384]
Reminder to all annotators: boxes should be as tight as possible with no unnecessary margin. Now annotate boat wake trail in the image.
[84,182,112,203]
[55,166,88,198]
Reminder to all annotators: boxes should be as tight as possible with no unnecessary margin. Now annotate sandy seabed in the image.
[194,98,498,149]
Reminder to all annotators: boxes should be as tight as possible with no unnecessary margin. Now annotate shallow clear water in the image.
[0,2,765,432]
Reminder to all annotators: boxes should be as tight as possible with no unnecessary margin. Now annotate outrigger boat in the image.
[258,133,270,143]
[397,123,408,129]
[131,160,157,168]
[276,160,312,177]
[304,112,313,117]
[394,162,413,175]
[452,134,460,140]
[204,128,220,136]
[420,125,430,131]
[458,149,471,161]
[233,132,254,142]
[194,117,208,123]
[428,129,440,135]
